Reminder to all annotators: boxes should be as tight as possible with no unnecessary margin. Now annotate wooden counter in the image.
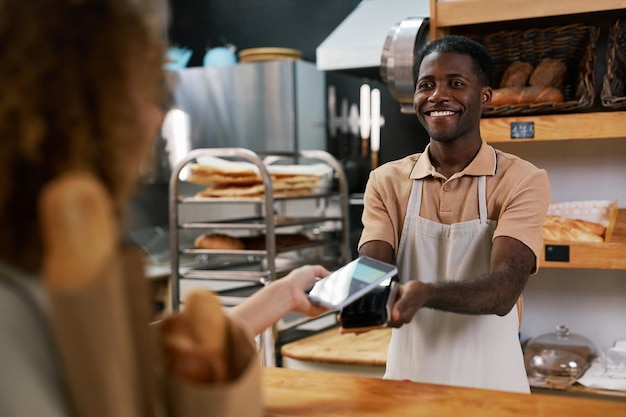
[281,327,626,399]
[262,367,626,417]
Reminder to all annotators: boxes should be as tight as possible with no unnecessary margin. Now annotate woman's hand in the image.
[275,264,331,317]
[229,264,330,336]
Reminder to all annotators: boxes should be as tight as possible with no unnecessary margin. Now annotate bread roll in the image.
[500,61,534,88]
[489,86,564,107]
[529,58,567,89]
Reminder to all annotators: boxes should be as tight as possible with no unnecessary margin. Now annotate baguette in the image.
[542,215,606,243]
[182,290,228,381]
[39,171,117,289]
[542,225,604,243]
[489,86,564,107]
[161,289,229,384]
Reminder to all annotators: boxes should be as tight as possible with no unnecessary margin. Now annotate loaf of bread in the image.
[542,226,604,243]
[489,86,564,107]
[500,61,534,88]
[194,233,245,250]
[529,58,567,90]
[542,215,606,243]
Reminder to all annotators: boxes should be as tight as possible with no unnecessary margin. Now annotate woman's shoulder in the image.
[0,265,70,416]
[0,262,49,363]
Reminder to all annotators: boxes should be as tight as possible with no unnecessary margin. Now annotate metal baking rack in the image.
[168,147,350,366]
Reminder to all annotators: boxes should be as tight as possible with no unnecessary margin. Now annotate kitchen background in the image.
[129,0,626,353]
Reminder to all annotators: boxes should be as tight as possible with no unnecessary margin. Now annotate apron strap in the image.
[477,174,523,328]
[516,295,524,331]
[478,175,487,224]
[412,180,423,214]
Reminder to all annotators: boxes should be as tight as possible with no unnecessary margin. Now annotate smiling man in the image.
[357,35,551,393]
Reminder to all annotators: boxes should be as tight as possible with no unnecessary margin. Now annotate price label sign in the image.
[510,121,534,139]
[545,245,570,262]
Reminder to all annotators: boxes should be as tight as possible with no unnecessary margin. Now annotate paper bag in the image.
[162,316,263,417]
[46,247,161,417]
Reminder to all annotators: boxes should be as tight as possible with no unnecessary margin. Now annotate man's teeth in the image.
[430,111,455,116]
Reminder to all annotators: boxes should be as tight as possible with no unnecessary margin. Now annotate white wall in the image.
[494,139,626,350]
[522,268,626,350]
[495,139,626,203]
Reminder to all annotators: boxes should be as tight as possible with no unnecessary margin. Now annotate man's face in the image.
[413,51,491,144]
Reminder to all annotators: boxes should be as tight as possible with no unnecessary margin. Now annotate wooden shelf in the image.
[430,0,626,38]
[541,209,626,270]
[480,112,626,143]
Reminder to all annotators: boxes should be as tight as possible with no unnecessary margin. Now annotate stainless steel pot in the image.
[380,17,430,114]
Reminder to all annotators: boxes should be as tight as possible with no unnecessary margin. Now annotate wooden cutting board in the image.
[280,327,390,366]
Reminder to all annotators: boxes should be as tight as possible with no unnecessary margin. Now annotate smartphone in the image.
[339,278,399,332]
[307,256,397,310]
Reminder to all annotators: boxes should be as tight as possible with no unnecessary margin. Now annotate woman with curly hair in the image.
[0,1,330,415]
[0,0,168,271]
[0,0,171,414]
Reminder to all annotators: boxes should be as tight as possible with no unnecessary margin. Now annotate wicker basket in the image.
[469,23,599,117]
[601,19,626,109]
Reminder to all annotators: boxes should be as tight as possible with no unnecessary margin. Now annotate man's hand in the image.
[387,280,431,327]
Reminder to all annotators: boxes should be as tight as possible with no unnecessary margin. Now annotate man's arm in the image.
[359,240,395,264]
[426,235,533,315]
[383,236,534,326]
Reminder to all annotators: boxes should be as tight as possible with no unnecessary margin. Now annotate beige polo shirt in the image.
[359,141,551,271]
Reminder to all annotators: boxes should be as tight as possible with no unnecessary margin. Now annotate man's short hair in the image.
[415,35,494,87]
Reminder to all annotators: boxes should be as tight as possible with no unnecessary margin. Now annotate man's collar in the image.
[409,141,496,179]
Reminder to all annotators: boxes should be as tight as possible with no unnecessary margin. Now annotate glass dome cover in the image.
[524,325,601,388]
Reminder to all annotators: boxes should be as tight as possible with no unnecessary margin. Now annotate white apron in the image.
[384,175,530,393]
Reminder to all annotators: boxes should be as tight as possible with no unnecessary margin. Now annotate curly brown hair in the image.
[0,0,168,272]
